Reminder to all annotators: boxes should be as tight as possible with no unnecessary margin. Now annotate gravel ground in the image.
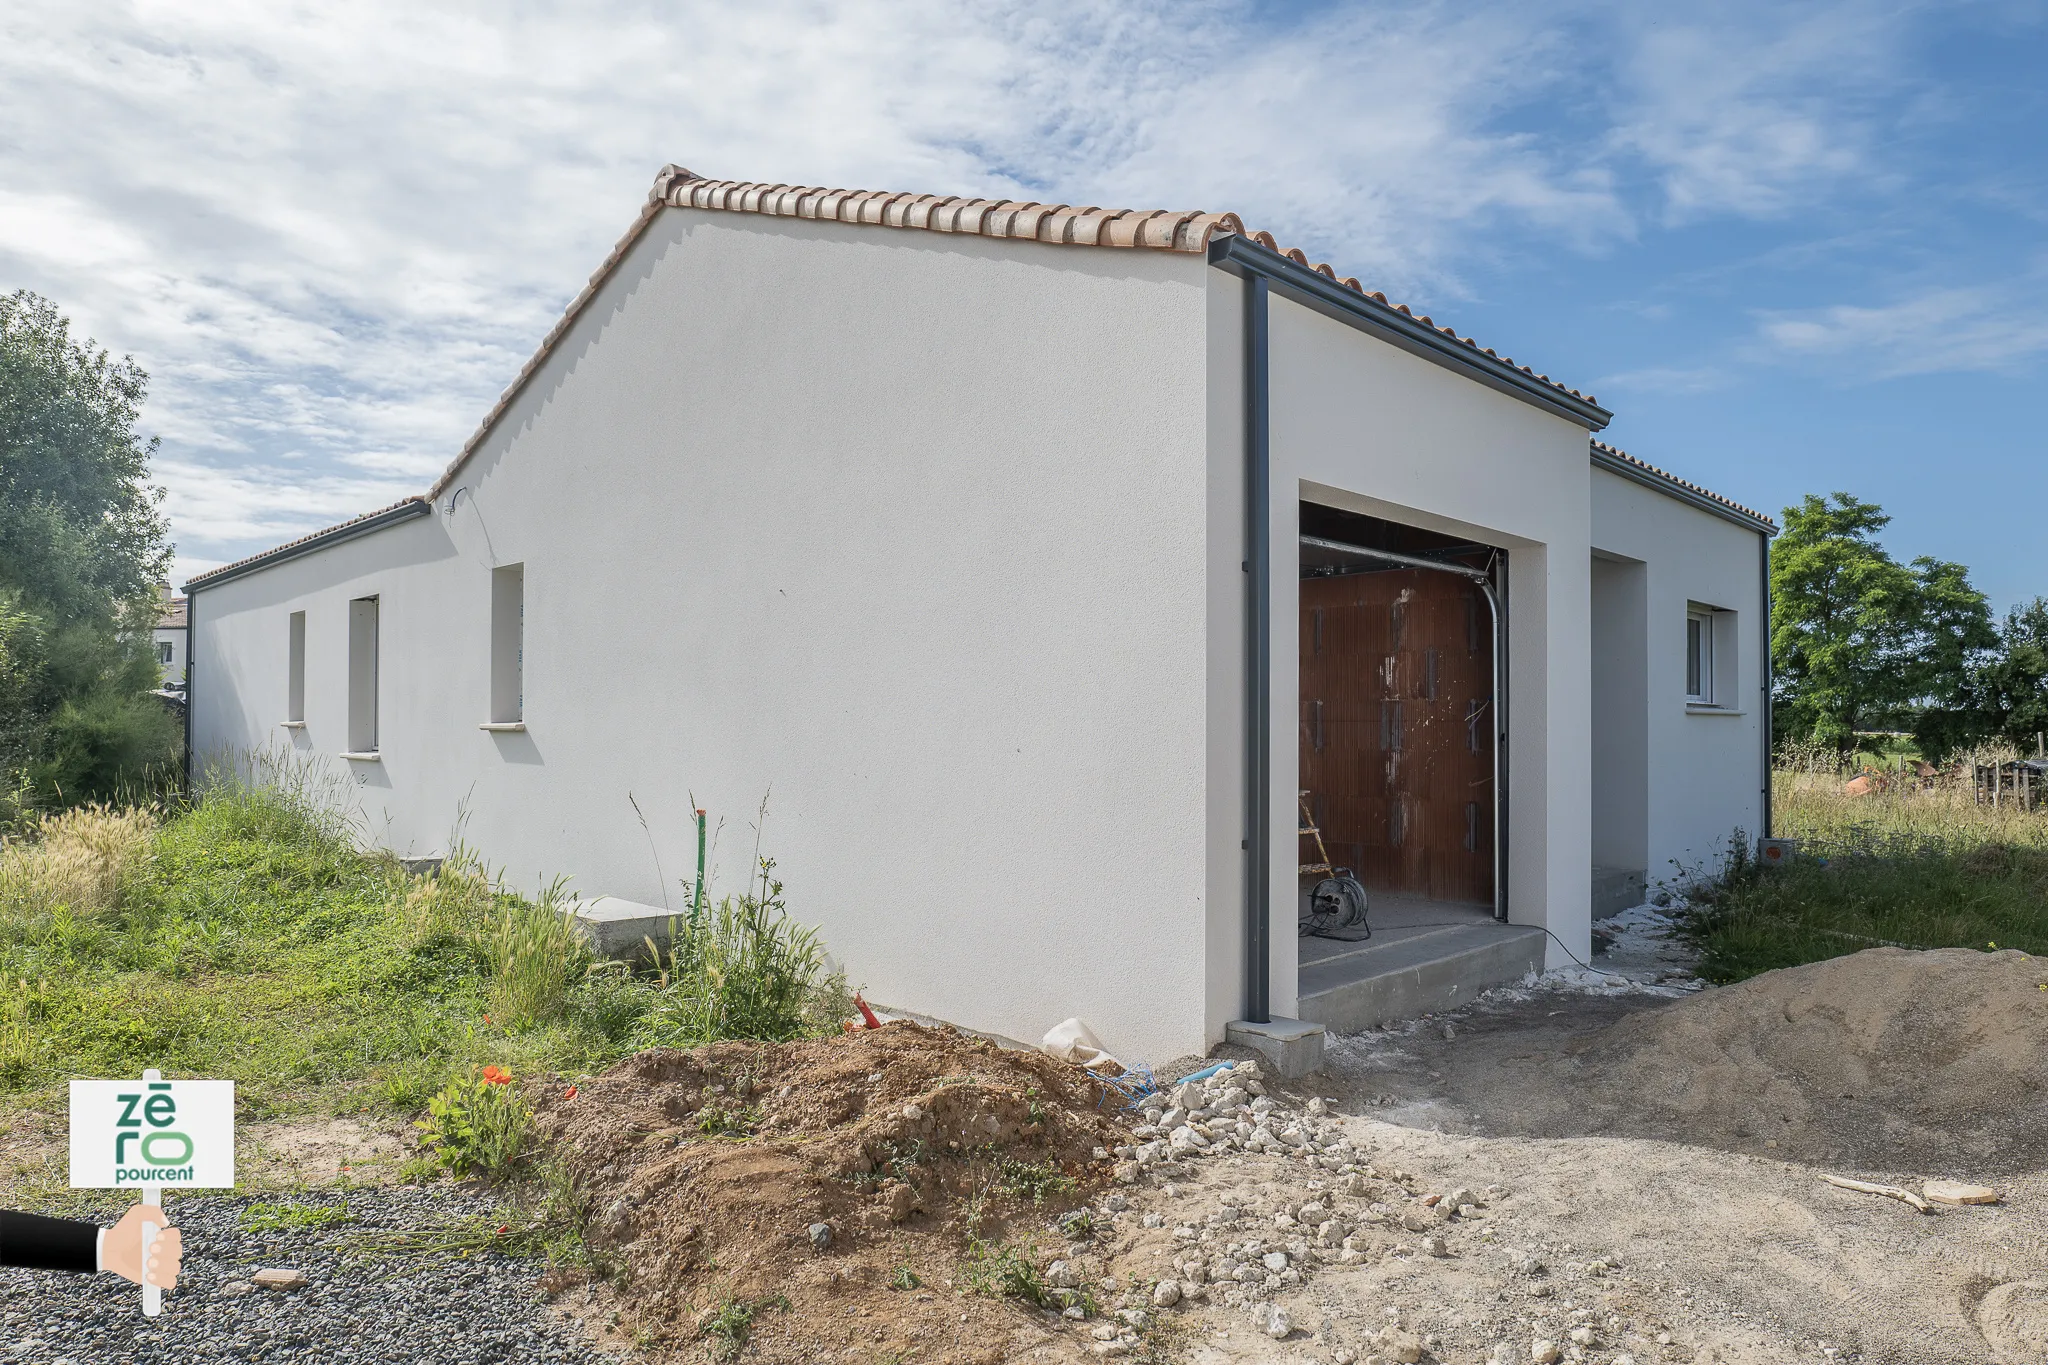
[0,1188,619,1365]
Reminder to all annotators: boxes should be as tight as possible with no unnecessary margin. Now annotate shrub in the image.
[415,1066,532,1181]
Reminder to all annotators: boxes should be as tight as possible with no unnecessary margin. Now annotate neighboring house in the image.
[185,166,1775,1068]
[152,590,188,692]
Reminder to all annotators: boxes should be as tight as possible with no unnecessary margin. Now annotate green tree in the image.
[0,291,178,811]
[1973,599,2048,752]
[1771,492,1994,752]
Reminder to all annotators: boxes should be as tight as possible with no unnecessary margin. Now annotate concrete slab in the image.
[1224,1017,1326,1078]
[572,895,678,961]
[1298,921,1546,1034]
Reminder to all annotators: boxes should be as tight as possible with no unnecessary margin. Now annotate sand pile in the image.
[1582,947,2048,1173]
[532,1021,1129,1364]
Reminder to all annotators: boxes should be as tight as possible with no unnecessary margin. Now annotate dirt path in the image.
[1064,982,2048,1365]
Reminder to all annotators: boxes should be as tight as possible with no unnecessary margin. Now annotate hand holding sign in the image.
[103,1204,182,1289]
[70,1068,233,1316]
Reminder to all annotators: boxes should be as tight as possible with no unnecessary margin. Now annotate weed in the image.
[415,1068,533,1181]
[887,1264,922,1291]
[960,1235,1050,1307]
[698,1293,790,1362]
[696,1100,762,1139]
[240,1200,352,1233]
[991,1153,1074,1205]
[350,1156,588,1265]
[638,865,842,1046]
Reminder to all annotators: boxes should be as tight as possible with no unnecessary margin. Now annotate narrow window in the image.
[287,611,306,722]
[1381,701,1404,752]
[158,640,173,665]
[1686,609,1714,704]
[1465,801,1480,852]
[490,564,524,724]
[348,597,379,753]
[1466,698,1487,752]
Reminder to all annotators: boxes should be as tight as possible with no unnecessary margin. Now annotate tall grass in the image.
[489,878,593,1032]
[0,803,158,923]
[1683,763,2048,981]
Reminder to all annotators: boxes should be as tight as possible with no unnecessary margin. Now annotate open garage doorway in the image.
[1297,501,1506,964]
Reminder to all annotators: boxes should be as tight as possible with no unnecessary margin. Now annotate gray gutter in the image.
[1207,235,1612,431]
[183,499,432,595]
[1589,445,1776,536]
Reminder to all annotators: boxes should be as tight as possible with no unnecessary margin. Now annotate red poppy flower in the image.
[481,1065,512,1085]
[564,1086,578,1100]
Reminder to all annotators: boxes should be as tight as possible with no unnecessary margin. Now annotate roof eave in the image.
[1206,234,1612,432]
[184,498,433,594]
[1590,444,1776,536]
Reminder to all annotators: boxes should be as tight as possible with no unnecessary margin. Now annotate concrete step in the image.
[1298,923,1547,1034]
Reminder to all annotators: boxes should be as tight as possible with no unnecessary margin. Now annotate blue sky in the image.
[2,1,2043,611]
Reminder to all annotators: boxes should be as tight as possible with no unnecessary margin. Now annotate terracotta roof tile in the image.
[418,165,1605,502]
[1591,441,1776,531]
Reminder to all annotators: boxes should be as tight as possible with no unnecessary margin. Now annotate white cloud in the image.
[1754,281,2048,377]
[1589,365,1735,396]
[1601,2,1919,223]
[0,0,1972,571]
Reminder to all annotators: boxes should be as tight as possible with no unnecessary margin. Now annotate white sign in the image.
[68,1076,235,1190]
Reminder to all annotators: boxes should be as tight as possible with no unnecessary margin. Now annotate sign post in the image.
[69,1068,234,1316]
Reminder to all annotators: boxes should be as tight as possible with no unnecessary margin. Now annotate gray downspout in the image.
[183,590,196,799]
[1760,531,1772,839]
[1244,273,1272,1026]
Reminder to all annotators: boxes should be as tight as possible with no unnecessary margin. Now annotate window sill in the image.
[1685,704,1746,716]
[340,750,381,761]
[279,720,306,729]
[479,722,526,733]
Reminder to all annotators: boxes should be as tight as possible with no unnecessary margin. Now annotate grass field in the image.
[0,755,846,1153]
[1684,763,2048,981]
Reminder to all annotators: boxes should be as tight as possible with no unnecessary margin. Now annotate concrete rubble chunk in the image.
[1923,1180,1999,1205]
[251,1267,308,1291]
[1377,1327,1426,1363]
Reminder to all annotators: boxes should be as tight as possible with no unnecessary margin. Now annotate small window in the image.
[1686,609,1714,704]
[287,611,306,722]
[157,640,174,665]
[348,597,379,753]
[490,564,524,724]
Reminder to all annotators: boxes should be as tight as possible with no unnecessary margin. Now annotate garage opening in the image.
[1297,502,1505,951]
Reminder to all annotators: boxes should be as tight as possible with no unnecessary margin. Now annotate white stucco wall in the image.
[193,209,1221,1066]
[1263,292,1598,990]
[152,627,186,688]
[1590,466,1768,887]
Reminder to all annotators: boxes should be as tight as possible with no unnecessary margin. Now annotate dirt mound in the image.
[1583,947,2048,1173]
[533,1021,1131,1363]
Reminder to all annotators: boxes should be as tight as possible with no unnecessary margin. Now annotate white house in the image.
[152,590,187,692]
[186,166,1774,1071]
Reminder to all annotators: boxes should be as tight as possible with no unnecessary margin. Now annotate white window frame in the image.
[1685,609,1715,705]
